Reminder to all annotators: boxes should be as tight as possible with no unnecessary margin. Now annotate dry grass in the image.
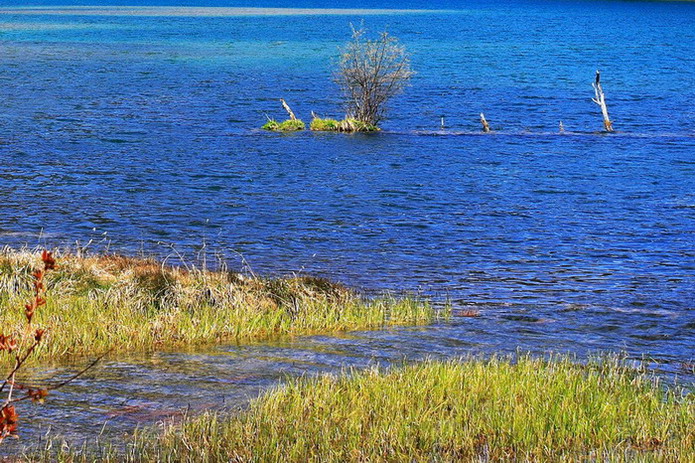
[0,248,441,362]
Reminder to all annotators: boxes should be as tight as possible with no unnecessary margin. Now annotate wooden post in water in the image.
[480,113,490,133]
[591,71,614,132]
[280,98,297,121]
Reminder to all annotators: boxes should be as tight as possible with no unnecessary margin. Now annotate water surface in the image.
[0,0,693,452]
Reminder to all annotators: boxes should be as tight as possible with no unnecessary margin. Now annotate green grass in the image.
[309,117,340,131]
[261,119,305,131]
[34,355,694,462]
[262,116,378,133]
[338,118,380,133]
[0,249,441,361]
[309,117,380,133]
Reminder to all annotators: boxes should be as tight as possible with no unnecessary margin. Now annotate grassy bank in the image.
[0,249,440,361]
[37,356,693,462]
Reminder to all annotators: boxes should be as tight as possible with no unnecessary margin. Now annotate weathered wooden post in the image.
[591,71,614,132]
[480,113,490,133]
[280,98,297,121]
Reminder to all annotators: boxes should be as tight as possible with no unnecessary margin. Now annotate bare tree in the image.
[336,26,414,128]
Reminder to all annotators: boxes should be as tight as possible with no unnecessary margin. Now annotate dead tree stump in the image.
[280,98,297,121]
[480,113,491,133]
[591,71,614,132]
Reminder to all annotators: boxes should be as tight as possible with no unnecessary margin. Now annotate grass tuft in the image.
[0,249,441,362]
[33,355,694,462]
[309,117,340,131]
[309,117,380,133]
[338,118,379,133]
[262,119,305,131]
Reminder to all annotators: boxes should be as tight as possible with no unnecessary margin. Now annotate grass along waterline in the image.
[35,355,694,462]
[0,248,442,362]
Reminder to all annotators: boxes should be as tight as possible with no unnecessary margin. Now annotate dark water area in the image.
[0,0,694,452]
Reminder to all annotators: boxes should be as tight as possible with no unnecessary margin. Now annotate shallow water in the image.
[0,0,694,452]
[9,317,694,454]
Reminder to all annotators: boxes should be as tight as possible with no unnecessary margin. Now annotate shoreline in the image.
[0,248,443,363]
[30,355,695,462]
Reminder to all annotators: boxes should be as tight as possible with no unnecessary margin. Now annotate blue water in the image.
[0,0,694,451]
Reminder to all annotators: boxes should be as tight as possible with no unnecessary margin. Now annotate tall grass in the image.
[34,355,694,462]
[0,249,441,361]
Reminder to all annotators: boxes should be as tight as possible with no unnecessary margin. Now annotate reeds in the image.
[0,249,440,362]
[36,355,694,462]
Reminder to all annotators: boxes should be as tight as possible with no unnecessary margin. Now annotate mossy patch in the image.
[309,117,380,133]
[310,118,340,131]
[262,119,305,132]
[338,118,380,133]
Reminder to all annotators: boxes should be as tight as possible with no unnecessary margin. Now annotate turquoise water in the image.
[0,1,694,451]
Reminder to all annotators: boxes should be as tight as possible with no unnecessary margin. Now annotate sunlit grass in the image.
[36,355,694,462]
[0,248,441,361]
[261,118,305,131]
[309,117,380,133]
[309,117,340,131]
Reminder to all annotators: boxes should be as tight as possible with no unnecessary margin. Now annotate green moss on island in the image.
[309,117,380,133]
[339,118,379,132]
[309,117,340,131]
[262,119,305,132]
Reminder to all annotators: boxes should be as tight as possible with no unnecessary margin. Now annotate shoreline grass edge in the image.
[0,248,445,362]
[34,355,694,462]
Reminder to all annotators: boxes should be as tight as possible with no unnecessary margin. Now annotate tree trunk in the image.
[480,113,490,133]
[280,99,297,121]
[591,71,614,132]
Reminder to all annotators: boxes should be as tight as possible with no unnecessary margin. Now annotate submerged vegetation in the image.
[0,249,440,361]
[261,118,305,132]
[35,355,694,462]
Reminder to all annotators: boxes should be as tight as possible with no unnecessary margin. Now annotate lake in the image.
[0,0,694,451]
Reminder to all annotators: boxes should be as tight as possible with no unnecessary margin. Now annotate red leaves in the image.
[0,335,17,353]
[41,251,56,271]
[0,250,57,445]
[32,270,44,288]
[25,254,52,324]
[24,299,45,324]
[27,388,48,404]
[34,329,45,343]
[0,405,18,442]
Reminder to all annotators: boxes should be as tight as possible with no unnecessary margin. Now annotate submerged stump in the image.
[262,98,305,131]
[591,70,614,132]
[480,113,491,133]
